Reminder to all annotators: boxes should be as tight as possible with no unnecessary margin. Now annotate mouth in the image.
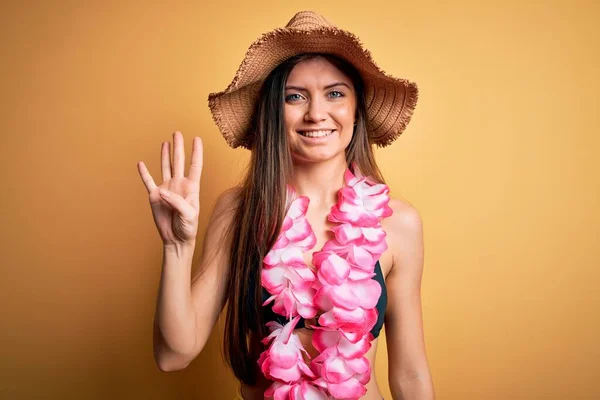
[297,129,336,138]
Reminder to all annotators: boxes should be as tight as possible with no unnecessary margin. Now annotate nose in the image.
[304,96,327,122]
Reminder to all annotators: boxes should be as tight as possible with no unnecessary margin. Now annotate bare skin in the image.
[139,57,434,399]
[137,133,203,248]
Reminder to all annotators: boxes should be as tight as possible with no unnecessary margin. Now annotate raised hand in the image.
[137,131,203,247]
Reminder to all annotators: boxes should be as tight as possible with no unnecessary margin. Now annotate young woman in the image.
[137,11,435,400]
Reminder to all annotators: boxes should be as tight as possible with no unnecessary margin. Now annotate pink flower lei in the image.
[259,166,393,400]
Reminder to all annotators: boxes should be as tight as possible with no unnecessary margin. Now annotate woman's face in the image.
[283,57,356,164]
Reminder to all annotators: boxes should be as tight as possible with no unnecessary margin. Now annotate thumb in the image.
[159,189,196,220]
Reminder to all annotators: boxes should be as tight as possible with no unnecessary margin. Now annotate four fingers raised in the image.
[139,132,203,193]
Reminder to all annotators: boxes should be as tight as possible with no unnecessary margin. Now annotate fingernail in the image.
[159,188,170,197]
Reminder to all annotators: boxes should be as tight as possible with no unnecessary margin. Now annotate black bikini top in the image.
[249,260,387,338]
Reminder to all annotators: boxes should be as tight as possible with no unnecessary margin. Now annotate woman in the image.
[137,11,434,400]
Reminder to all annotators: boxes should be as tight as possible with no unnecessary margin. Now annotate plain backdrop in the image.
[0,0,598,399]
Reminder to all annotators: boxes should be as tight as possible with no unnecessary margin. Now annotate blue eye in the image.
[285,94,302,102]
[328,90,344,98]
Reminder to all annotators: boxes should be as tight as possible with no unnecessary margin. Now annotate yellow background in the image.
[1,0,598,399]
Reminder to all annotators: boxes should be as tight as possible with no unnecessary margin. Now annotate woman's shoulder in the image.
[209,185,244,224]
[388,196,421,223]
[216,185,244,206]
[383,196,423,247]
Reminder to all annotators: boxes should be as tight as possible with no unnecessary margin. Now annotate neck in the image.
[291,158,348,208]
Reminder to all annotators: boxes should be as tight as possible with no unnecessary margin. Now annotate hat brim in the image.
[208,27,418,149]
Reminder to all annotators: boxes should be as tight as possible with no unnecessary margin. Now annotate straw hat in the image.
[207,11,419,149]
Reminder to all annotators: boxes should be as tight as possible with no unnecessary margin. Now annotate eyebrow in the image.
[284,82,352,91]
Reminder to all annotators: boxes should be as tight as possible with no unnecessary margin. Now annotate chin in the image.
[291,148,348,164]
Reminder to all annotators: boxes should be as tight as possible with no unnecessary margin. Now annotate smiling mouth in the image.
[297,129,335,138]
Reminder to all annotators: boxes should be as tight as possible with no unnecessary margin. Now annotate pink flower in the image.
[264,379,331,400]
[262,196,318,319]
[313,279,382,311]
[262,264,316,294]
[258,316,315,383]
[317,306,379,339]
[329,169,392,227]
[264,196,316,267]
[311,249,382,336]
[312,329,373,359]
[262,283,318,319]
[310,347,371,399]
[262,263,318,319]
[322,239,387,272]
[312,252,351,286]
[331,223,386,246]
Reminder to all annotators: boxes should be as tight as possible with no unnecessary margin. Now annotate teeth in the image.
[299,130,334,138]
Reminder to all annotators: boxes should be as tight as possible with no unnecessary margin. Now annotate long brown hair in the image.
[223,53,385,384]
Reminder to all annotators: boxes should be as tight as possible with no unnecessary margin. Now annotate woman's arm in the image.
[384,200,435,399]
[153,187,239,371]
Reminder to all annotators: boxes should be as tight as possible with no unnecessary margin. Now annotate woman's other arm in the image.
[385,200,435,399]
[153,187,239,371]
[138,133,238,372]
